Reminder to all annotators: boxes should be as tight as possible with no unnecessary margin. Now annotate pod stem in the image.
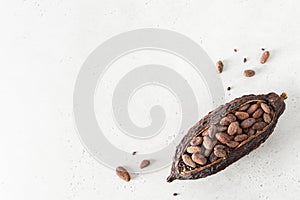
[280,92,288,100]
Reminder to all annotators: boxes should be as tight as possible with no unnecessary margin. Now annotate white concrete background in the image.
[1,0,300,199]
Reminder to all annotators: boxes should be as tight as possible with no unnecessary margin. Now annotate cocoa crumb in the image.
[234,49,237,52]
[261,48,265,51]
[243,58,247,63]
[173,193,179,196]
[227,87,231,91]
[132,151,137,155]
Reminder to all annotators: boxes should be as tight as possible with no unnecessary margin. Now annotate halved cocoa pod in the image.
[167,92,286,182]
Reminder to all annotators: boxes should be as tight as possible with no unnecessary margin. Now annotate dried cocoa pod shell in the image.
[167,92,286,182]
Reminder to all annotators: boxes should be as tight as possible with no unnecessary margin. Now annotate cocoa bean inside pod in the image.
[167,93,285,182]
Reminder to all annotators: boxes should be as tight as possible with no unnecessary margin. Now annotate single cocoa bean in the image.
[247,104,258,114]
[140,160,150,169]
[216,60,223,73]
[214,148,227,157]
[263,113,272,123]
[244,69,255,77]
[260,51,270,64]
[187,146,202,154]
[214,144,226,150]
[116,166,131,182]
[220,117,230,126]
[241,118,256,128]
[192,153,207,165]
[182,154,196,168]
[261,103,271,114]
[226,141,239,148]
[228,122,239,135]
[216,132,231,144]
[227,114,237,122]
[253,108,264,118]
[252,122,267,130]
[239,104,250,111]
[234,134,248,142]
[190,136,203,146]
[235,111,249,120]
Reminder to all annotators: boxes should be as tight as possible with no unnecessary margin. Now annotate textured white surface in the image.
[1,0,300,199]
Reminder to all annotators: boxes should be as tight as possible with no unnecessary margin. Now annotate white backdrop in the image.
[1,0,300,199]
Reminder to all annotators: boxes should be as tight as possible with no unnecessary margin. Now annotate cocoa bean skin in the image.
[241,118,256,128]
[116,167,131,182]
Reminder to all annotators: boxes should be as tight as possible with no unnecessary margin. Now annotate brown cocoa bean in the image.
[234,134,248,142]
[187,146,202,154]
[247,104,258,114]
[252,122,267,130]
[116,166,131,182]
[216,60,223,73]
[192,153,207,165]
[263,113,272,123]
[220,117,230,126]
[244,69,255,77]
[214,148,227,157]
[228,122,239,135]
[239,104,250,111]
[235,111,249,120]
[240,118,256,128]
[227,114,237,122]
[261,103,271,114]
[260,51,270,64]
[190,136,203,146]
[253,108,264,118]
[226,141,239,148]
[182,154,196,168]
[216,132,231,144]
[140,160,150,169]
[214,144,226,150]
